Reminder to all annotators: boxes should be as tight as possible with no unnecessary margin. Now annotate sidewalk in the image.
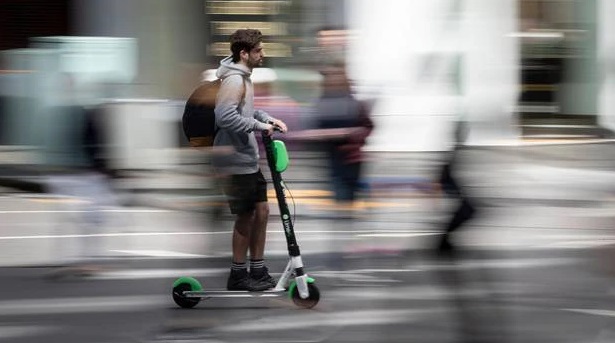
[1,140,614,268]
[1,140,615,208]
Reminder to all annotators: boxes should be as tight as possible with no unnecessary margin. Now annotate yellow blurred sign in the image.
[210,42,292,57]
[211,21,288,36]
[206,1,288,15]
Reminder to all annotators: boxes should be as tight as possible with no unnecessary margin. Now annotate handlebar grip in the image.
[267,120,283,133]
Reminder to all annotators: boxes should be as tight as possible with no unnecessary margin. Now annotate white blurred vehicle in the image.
[201,67,278,84]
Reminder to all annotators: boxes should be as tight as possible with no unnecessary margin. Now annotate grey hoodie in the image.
[213,56,272,174]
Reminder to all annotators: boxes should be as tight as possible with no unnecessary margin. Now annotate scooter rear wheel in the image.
[172,277,202,309]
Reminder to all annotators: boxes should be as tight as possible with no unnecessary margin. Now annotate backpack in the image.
[182,78,245,147]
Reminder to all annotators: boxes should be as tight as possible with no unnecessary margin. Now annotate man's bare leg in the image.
[249,202,269,260]
[248,202,275,287]
[228,210,273,291]
[232,211,255,263]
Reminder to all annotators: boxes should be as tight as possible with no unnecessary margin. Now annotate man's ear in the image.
[240,49,249,62]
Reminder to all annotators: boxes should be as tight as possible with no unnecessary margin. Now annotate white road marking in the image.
[319,269,420,274]
[87,257,575,281]
[539,240,615,249]
[418,257,578,271]
[561,308,615,318]
[0,231,227,240]
[324,286,498,301]
[0,296,167,316]
[215,308,442,332]
[84,268,410,282]
[0,325,61,338]
[268,236,355,242]
[90,268,404,282]
[110,249,209,258]
[0,229,437,241]
[90,268,227,280]
[0,209,170,214]
[356,233,439,238]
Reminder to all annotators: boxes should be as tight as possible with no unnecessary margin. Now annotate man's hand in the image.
[263,123,275,136]
[268,119,288,133]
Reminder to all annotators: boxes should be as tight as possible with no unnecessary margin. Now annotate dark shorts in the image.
[223,170,268,215]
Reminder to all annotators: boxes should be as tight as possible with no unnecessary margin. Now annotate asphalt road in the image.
[0,247,614,343]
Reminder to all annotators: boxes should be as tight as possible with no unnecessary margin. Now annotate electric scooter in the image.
[171,129,320,309]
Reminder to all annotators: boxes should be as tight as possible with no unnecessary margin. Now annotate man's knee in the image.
[234,211,255,236]
[254,202,269,220]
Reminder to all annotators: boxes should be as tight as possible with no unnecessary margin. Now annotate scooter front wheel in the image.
[289,282,320,309]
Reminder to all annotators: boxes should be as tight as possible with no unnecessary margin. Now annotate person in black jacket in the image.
[436,119,476,256]
[313,64,374,209]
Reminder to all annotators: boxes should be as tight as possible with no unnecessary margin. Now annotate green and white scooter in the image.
[172,129,320,309]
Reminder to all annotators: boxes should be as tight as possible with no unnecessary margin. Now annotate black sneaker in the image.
[436,234,457,259]
[250,266,277,289]
[227,269,271,291]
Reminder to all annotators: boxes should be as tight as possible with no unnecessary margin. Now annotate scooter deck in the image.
[183,288,286,298]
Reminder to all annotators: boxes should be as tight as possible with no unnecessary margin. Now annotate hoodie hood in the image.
[216,56,251,79]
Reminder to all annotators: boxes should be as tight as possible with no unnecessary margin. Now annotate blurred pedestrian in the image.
[312,64,374,210]
[253,76,303,152]
[44,102,118,277]
[436,119,476,256]
[315,26,349,68]
[431,121,514,343]
[213,29,288,291]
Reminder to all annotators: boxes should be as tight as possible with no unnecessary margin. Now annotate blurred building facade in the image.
[0,0,612,163]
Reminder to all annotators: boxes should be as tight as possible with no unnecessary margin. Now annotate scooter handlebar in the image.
[262,123,284,138]
[269,120,284,133]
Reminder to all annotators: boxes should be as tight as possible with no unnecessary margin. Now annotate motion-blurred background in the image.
[0,1,615,342]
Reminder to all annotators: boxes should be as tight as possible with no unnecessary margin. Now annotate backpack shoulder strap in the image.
[239,76,247,105]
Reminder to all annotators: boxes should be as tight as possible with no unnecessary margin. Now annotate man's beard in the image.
[248,59,262,69]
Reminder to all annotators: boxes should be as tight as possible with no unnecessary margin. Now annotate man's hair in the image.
[230,29,263,63]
